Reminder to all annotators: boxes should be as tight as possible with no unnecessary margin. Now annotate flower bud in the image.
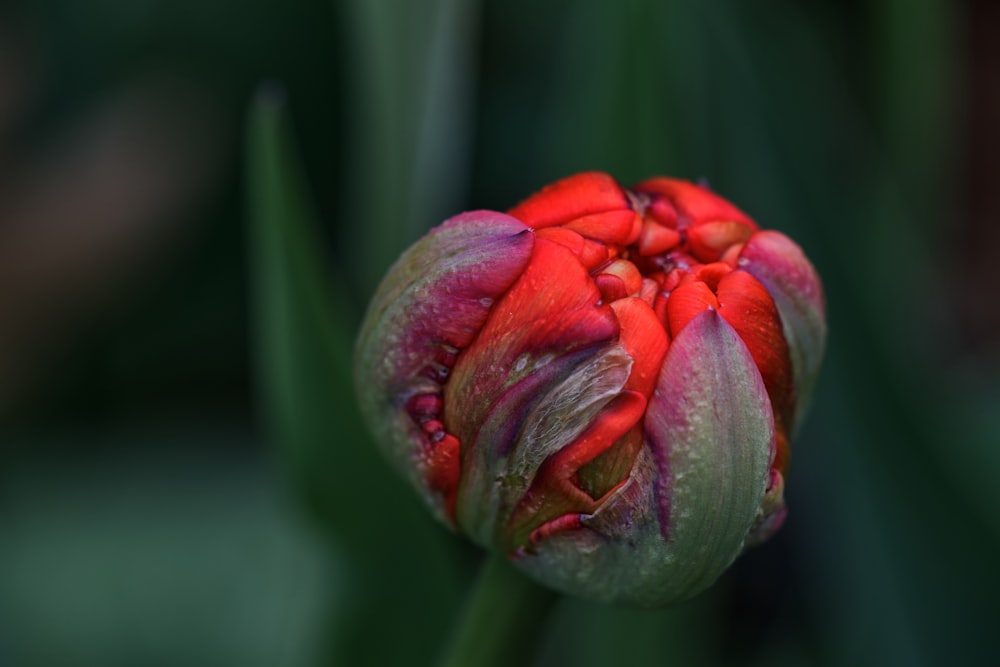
[355,172,826,606]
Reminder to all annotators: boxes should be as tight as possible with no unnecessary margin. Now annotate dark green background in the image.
[1,1,998,665]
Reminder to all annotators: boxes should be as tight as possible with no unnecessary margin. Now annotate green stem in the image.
[437,555,558,667]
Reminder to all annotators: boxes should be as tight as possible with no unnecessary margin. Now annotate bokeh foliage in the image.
[1,0,998,666]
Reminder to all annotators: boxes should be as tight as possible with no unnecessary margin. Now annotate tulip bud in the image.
[355,172,825,606]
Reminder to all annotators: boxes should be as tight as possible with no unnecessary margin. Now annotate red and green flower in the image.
[355,172,826,606]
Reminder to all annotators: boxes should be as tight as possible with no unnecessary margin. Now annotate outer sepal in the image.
[354,211,534,524]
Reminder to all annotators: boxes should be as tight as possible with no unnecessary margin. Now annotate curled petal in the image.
[637,218,682,256]
[505,390,647,550]
[508,172,631,229]
[563,210,641,246]
[609,297,670,397]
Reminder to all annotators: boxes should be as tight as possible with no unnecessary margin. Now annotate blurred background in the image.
[1,0,998,665]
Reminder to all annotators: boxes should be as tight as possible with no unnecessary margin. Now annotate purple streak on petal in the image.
[646,428,673,542]
[355,210,534,521]
[644,308,775,543]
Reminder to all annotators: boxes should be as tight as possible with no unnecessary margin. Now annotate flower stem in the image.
[437,555,558,667]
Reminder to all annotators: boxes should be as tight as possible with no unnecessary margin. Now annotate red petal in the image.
[661,268,684,293]
[562,210,640,245]
[687,220,755,262]
[665,280,719,339]
[445,237,620,452]
[535,226,585,256]
[647,196,679,227]
[610,297,669,397]
[638,278,660,306]
[597,259,643,296]
[509,172,630,229]
[536,227,612,270]
[569,294,669,502]
[580,239,611,269]
[633,178,756,228]
[693,262,733,291]
[594,273,629,302]
[529,513,583,546]
[423,433,460,519]
[637,218,682,256]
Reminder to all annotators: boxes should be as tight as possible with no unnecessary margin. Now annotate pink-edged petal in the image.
[354,210,534,524]
[739,230,827,430]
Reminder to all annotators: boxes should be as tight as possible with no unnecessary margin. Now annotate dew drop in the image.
[514,354,529,373]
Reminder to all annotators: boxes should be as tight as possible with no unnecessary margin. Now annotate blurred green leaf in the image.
[870,0,958,219]
[337,0,483,297]
[246,83,366,520]
[533,594,721,667]
[0,425,333,667]
[245,86,472,666]
[710,4,1000,665]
